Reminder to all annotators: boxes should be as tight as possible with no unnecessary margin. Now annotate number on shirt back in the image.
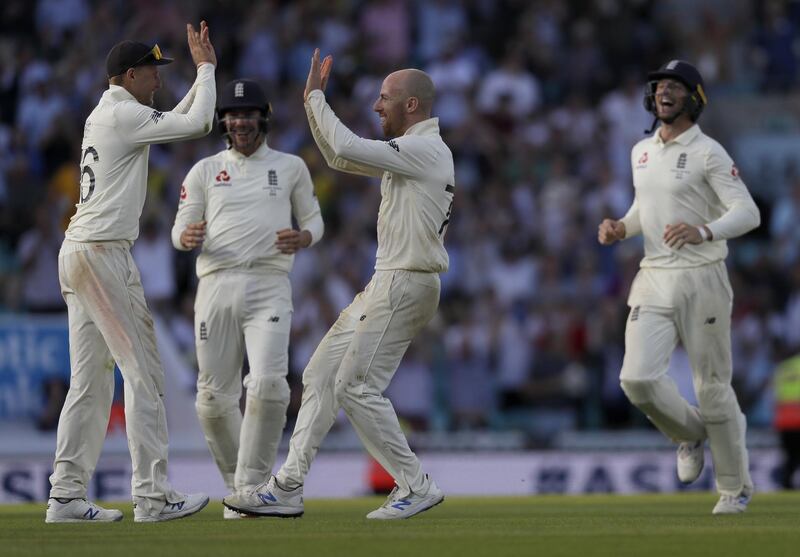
[79,146,99,203]
[438,184,454,236]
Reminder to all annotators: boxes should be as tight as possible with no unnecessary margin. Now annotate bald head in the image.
[375,68,436,137]
[387,69,435,115]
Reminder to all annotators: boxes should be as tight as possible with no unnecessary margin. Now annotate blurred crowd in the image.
[2,0,800,444]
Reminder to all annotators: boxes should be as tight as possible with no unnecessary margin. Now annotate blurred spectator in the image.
[132,216,176,315]
[16,204,64,313]
[1,0,798,444]
[773,350,800,489]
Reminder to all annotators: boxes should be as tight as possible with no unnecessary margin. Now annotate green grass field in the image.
[2,493,799,557]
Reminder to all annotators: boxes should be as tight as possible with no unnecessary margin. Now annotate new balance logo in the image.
[359,315,366,321]
[269,316,280,323]
[391,499,412,510]
[268,169,278,186]
[258,492,277,504]
[387,140,400,152]
[83,508,100,520]
[200,321,208,340]
[704,317,716,325]
[150,110,164,124]
[167,501,185,511]
[677,153,687,169]
[630,306,640,322]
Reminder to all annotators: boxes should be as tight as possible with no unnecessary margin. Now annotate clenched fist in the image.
[598,219,626,245]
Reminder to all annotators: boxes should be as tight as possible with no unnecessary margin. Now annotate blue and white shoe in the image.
[712,490,752,515]
[366,477,444,520]
[223,476,304,518]
[45,498,123,523]
[134,493,209,523]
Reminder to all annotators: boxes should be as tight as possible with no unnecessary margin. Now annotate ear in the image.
[125,67,136,82]
[406,96,419,113]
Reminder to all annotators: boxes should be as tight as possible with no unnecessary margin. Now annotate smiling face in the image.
[373,73,409,138]
[654,78,690,124]
[224,109,264,156]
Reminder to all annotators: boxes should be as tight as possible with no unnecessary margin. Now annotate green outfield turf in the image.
[1,493,799,557]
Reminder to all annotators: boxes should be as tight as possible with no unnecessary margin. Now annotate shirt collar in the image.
[226,140,271,161]
[653,123,701,146]
[403,117,440,137]
[106,84,139,103]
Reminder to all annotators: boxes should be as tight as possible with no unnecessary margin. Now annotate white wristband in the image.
[697,226,710,242]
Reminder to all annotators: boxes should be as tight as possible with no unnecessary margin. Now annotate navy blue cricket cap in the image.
[106,41,173,78]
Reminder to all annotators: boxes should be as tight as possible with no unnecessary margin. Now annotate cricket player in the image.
[598,60,760,514]
[171,78,323,519]
[46,23,217,523]
[224,49,454,520]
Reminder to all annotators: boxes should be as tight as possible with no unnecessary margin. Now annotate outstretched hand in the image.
[304,48,332,102]
[187,20,216,67]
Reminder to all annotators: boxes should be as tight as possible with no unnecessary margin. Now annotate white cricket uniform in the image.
[617,124,760,496]
[275,90,454,496]
[50,63,216,517]
[171,141,323,491]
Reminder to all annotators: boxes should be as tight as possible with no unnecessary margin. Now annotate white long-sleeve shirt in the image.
[66,63,216,243]
[620,124,760,268]
[171,142,323,278]
[305,89,454,273]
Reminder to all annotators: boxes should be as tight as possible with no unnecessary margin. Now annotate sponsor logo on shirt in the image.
[636,152,648,169]
[731,164,739,179]
[387,139,400,152]
[214,170,232,186]
[149,110,165,124]
[199,321,208,340]
[179,184,188,201]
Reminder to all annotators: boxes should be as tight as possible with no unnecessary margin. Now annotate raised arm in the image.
[118,22,217,144]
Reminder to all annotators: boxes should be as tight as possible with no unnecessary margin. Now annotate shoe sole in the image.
[367,495,445,520]
[222,501,303,518]
[134,497,210,523]
[45,516,123,523]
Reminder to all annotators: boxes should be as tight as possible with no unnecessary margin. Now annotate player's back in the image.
[66,88,153,243]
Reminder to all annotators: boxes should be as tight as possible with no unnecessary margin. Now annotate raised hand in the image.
[304,48,333,102]
[187,20,216,68]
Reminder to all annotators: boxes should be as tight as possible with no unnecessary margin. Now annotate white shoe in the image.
[677,440,704,483]
[366,477,444,520]
[712,490,752,515]
[223,506,245,520]
[45,498,123,523]
[134,493,209,523]
[223,476,303,518]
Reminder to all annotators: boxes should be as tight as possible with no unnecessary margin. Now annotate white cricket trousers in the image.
[277,269,440,494]
[50,240,179,515]
[619,262,753,496]
[194,269,292,491]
